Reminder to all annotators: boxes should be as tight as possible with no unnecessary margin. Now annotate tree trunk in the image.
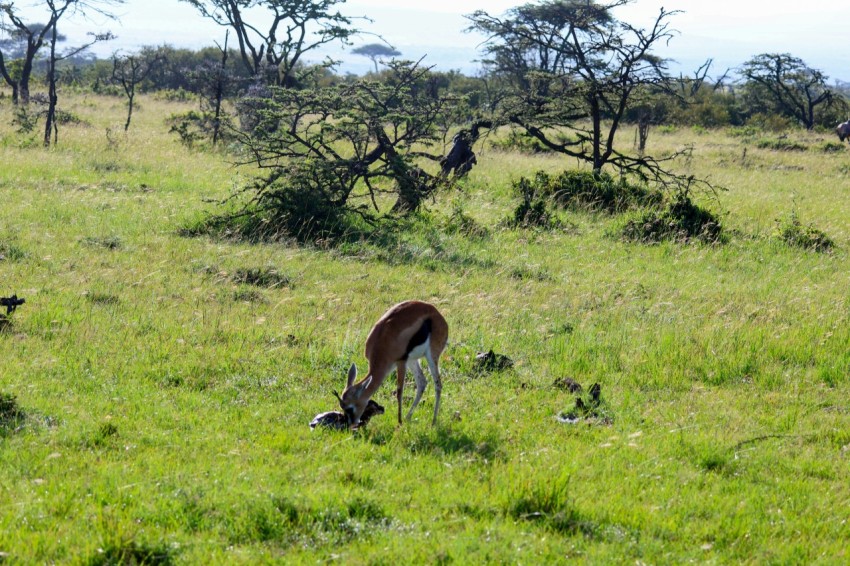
[43,27,59,147]
[124,92,135,132]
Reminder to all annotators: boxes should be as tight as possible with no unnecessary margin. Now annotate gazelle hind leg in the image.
[396,362,406,425]
[405,359,428,421]
[425,351,442,425]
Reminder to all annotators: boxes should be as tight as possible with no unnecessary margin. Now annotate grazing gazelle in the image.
[336,300,448,428]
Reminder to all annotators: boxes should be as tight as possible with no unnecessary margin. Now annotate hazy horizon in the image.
[3,0,848,82]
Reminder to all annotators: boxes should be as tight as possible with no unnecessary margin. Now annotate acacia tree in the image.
[467,0,686,179]
[0,5,67,104]
[351,42,400,73]
[179,0,362,87]
[740,53,843,130]
[111,47,165,131]
[42,0,119,146]
[223,61,463,241]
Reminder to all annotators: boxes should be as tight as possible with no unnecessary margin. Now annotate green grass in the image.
[1,94,849,563]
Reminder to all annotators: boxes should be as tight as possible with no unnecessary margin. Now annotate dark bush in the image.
[513,170,661,215]
[621,192,723,243]
[505,176,560,229]
[181,169,364,246]
[775,211,834,252]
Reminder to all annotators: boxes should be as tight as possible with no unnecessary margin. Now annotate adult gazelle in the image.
[336,301,448,428]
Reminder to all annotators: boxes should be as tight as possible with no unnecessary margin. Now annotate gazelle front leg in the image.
[395,361,406,425]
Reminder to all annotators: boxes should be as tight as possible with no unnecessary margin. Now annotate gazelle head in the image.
[336,363,373,428]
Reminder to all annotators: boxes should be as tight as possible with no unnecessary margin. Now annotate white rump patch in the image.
[407,335,431,361]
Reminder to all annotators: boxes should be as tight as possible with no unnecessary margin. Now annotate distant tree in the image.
[351,42,400,73]
[178,0,363,87]
[467,0,691,183]
[740,53,843,130]
[111,47,165,131]
[0,7,67,104]
[174,32,238,146]
[42,0,120,146]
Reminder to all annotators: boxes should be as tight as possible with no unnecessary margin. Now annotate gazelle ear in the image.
[347,363,357,387]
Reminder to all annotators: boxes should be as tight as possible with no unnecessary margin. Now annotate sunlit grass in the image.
[0,93,849,563]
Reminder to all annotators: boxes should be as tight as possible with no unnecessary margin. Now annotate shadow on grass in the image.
[180,209,496,274]
[503,476,606,539]
[221,494,392,548]
[365,425,502,461]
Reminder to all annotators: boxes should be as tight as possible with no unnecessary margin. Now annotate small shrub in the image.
[728,126,759,138]
[775,210,834,252]
[85,292,120,306]
[227,172,364,245]
[154,88,195,102]
[232,288,266,303]
[511,170,661,217]
[818,141,845,153]
[166,110,233,148]
[0,241,27,262]
[11,104,40,133]
[55,109,87,126]
[231,267,291,289]
[0,392,23,427]
[81,236,122,250]
[505,176,560,230]
[443,202,489,238]
[91,422,119,447]
[754,137,808,152]
[621,192,723,243]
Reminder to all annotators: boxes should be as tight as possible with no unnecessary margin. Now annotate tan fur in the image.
[340,300,448,427]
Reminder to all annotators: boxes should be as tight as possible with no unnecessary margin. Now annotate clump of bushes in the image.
[505,175,561,230]
[547,170,662,212]
[621,192,723,243]
[775,210,833,252]
[508,170,661,222]
[180,169,364,246]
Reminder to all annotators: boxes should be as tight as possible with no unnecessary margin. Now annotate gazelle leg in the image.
[395,361,406,425]
[406,359,428,421]
[425,352,442,425]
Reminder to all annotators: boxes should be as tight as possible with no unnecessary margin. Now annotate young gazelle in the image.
[336,300,448,428]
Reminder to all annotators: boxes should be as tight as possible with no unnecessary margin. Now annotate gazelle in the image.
[335,300,448,428]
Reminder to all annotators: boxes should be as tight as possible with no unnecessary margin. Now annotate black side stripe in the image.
[402,318,432,360]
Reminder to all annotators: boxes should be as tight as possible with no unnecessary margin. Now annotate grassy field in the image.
[1,93,849,564]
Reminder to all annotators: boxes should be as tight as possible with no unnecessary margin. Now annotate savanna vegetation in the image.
[1,0,850,563]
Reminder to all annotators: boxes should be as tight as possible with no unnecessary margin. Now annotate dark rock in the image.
[474,350,514,372]
[553,377,583,393]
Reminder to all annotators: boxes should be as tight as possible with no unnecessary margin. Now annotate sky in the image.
[3,0,849,82]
